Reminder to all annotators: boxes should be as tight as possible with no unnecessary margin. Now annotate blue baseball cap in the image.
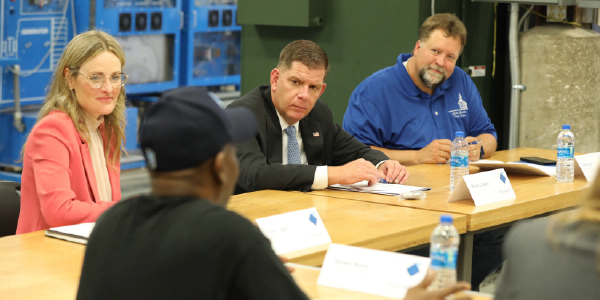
[140,86,257,172]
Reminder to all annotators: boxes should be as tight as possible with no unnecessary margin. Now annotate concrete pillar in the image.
[519,25,600,153]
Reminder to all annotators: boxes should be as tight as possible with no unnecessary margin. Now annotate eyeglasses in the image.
[76,72,128,89]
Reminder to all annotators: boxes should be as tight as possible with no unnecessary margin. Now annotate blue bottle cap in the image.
[440,215,453,223]
[455,131,464,138]
[562,125,570,130]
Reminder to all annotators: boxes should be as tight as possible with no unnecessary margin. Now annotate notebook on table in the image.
[45,222,95,245]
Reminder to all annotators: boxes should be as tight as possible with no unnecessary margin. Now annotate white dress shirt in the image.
[276,110,329,190]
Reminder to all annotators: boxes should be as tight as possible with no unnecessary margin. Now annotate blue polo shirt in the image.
[343,53,497,150]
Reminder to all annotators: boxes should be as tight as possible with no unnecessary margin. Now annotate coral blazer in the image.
[16,110,121,234]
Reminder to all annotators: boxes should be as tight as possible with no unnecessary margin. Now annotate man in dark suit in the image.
[229,40,409,194]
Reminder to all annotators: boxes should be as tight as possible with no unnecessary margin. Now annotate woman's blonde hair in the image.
[547,164,600,271]
[34,30,127,166]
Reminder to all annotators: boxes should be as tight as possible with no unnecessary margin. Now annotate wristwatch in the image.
[479,145,485,158]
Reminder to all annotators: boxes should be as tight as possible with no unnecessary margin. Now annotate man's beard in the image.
[418,64,447,90]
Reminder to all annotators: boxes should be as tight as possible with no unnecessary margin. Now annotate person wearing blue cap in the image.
[343,14,497,166]
[76,86,471,300]
[229,40,409,194]
[76,86,308,299]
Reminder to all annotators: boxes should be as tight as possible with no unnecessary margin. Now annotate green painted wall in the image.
[239,0,497,127]
[238,0,325,27]
[460,1,499,129]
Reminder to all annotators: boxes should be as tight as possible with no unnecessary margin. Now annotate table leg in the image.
[457,232,473,283]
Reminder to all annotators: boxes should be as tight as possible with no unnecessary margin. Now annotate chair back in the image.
[0,181,21,237]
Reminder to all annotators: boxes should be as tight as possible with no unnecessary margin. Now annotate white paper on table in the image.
[255,207,331,255]
[328,181,430,196]
[575,152,600,182]
[45,222,95,245]
[506,162,556,176]
[475,159,504,164]
[317,243,431,299]
[471,160,556,176]
[448,168,516,206]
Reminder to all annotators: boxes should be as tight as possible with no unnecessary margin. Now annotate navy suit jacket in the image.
[228,85,388,194]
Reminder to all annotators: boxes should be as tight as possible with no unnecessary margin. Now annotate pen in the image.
[469,140,483,145]
[379,179,387,183]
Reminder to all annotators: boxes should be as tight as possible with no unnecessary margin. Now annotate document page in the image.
[328,181,430,196]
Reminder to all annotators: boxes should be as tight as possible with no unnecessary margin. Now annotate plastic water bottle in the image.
[429,215,460,293]
[556,125,575,183]
[450,131,469,191]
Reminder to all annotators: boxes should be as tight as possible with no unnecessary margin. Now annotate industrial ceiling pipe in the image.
[509,3,526,149]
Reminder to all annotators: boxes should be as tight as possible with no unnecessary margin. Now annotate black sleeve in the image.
[330,122,389,167]
[229,238,310,300]
[235,136,318,193]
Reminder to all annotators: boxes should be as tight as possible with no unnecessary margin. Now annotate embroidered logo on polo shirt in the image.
[458,93,468,110]
[448,93,468,118]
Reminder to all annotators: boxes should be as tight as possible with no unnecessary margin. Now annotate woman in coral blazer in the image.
[17,30,128,234]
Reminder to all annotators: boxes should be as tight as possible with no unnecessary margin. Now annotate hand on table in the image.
[465,136,482,162]
[377,160,409,184]
[404,270,472,300]
[417,139,452,164]
[328,158,379,186]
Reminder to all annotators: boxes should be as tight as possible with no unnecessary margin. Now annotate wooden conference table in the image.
[0,194,466,300]
[229,191,466,266]
[0,231,490,300]
[1,147,587,297]
[309,148,591,281]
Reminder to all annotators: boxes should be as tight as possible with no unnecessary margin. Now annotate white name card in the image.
[575,152,600,182]
[317,243,430,299]
[448,168,516,206]
[255,207,331,255]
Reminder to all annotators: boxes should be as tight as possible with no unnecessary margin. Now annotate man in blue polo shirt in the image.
[344,14,504,291]
[343,13,497,166]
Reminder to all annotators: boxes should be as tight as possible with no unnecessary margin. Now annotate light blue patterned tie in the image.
[284,126,302,165]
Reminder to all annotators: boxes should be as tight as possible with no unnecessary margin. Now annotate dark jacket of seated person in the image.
[495,165,600,300]
[76,87,308,300]
[229,85,389,194]
[227,41,410,195]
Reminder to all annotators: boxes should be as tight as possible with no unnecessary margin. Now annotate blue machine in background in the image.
[0,0,148,181]
[0,0,76,180]
[181,0,240,89]
[1,0,75,109]
[74,0,182,95]
[0,0,242,181]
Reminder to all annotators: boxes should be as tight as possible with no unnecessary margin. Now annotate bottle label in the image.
[450,155,468,168]
[430,248,458,269]
[557,147,574,159]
